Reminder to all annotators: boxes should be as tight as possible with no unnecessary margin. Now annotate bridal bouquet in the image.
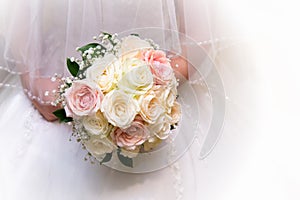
[53,32,181,167]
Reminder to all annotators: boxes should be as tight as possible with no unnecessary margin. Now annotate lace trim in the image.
[4,55,22,64]
[15,109,34,157]
[168,138,184,200]
[0,36,236,108]
[166,36,241,59]
[12,102,45,164]
[13,107,35,160]
[0,36,241,72]
[0,66,23,75]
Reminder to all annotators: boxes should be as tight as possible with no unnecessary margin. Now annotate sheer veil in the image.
[0,0,238,199]
[0,0,226,163]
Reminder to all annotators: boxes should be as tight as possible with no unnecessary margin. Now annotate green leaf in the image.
[77,43,100,53]
[170,124,176,130]
[130,33,139,37]
[117,149,133,168]
[67,58,80,77]
[101,32,113,38]
[53,108,73,123]
[100,152,113,165]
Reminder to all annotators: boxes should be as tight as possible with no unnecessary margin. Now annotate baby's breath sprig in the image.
[98,32,120,55]
[146,38,159,49]
[50,74,76,109]
[74,32,121,75]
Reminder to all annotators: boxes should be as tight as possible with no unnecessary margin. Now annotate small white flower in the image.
[101,90,139,129]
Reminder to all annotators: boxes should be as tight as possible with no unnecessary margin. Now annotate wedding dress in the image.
[0,0,228,199]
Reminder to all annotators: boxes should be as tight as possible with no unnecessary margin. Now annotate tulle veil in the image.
[0,0,225,166]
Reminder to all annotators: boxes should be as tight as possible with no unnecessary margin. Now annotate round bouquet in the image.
[53,32,181,168]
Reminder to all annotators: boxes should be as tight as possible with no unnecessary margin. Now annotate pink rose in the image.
[65,80,103,116]
[151,63,174,85]
[142,50,173,84]
[142,50,169,65]
[111,117,149,150]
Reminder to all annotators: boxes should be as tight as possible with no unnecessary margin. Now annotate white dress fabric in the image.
[0,0,230,199]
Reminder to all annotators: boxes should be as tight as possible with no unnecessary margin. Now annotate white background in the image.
[196,0,300,199]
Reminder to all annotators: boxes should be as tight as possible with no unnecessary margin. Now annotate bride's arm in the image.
[170,45,188,79]
[170,53,188,80]
[20,54,188,122]
[20,73,60,121]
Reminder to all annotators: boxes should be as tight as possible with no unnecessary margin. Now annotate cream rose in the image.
[120,35,152,56]
[121,57,145,72]
[111,117,149,150]
[118,62,153,95]
[168,101,181,124]
[82,111,112,137]
[143,137,162,151]
[83,135,116,160]
[164,87,177,108]
[65,80,103,116]
[86,54,121,92]
[139,90,164,124]
[101,90,139,128]
[168,73,179,91]
[148,114,172,139]
[152,85,177,111]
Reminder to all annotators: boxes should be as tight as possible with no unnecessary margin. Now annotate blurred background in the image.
[193,0,300,199]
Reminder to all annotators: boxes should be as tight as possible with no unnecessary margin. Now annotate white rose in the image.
[168,72,179,91]
[99,61,122,93]
[168,101,181,124]
[120,35,152,56]
[86,54,121,92]
[164,87,177,108]
[101,90,139,129]
[139,90,164,124]
[83,135,116,160]
[82,111,112,137]
[121,57,145,72]
[152,85,177,112]
[148,114,172,140]
[143,137,162,151]
[118,61,153,95]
